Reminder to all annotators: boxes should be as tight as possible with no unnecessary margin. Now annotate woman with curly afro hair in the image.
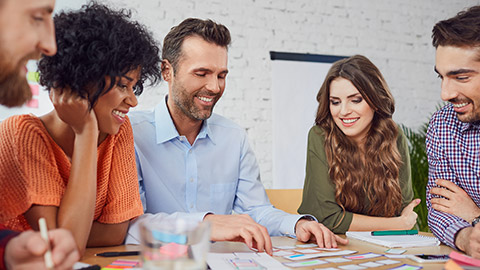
[0,2,162,253]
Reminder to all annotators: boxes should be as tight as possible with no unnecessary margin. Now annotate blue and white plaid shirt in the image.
[426,104,480,248]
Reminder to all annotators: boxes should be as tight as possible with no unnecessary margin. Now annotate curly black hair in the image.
[38,2,162,108]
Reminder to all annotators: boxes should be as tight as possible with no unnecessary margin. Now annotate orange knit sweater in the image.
[0,114,143,231]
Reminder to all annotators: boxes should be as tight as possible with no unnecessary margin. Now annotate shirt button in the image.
[190,204,193,208]
[190,178,194,183]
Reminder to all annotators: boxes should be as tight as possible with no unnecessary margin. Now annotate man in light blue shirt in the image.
[126,18,347,253]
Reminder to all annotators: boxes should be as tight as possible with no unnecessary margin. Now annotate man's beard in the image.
[0,52,39,107]
[171,83,218,121]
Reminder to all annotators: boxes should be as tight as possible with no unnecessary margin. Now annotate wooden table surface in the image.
[81,234,454,269]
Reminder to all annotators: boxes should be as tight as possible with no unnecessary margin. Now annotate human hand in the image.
[5,229,80,270]
[430,179,480,222]
[456,225,480,259]
[49,88,98,135]
[295,219,348,248]
[204,214,273,255]
[398,199,420,229]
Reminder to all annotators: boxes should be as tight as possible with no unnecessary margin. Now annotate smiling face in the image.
[329,77,375,145]
[0,0,56,107]
[165,36,228,123]
[435,45,480,123]
[93,68,140,137]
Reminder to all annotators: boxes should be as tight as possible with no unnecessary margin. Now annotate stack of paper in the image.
[346,231,440,248]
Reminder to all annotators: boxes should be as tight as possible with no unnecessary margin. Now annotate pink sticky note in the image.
[29,84,39,96]
[26,98,38,108]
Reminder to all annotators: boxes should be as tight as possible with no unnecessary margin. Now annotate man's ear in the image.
[162,60,173,81]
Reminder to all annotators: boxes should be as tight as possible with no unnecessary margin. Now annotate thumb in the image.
[405,199,421,212]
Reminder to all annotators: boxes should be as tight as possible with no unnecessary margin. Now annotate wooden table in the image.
[82,235,454,269]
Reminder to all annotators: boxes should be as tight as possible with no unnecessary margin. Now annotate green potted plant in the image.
[401,123,430,232]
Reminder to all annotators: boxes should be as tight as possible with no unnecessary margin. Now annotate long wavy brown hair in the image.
[315,55,402,217]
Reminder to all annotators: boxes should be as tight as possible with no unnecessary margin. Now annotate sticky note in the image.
[273,250,295,257]
[296,243,318,248]
[388,264,423,270]
[338,265,367,270]
[293,248,321,254]
[26,98,38,108]
[27,72,40,83]
[359,261,384,267]
[283,259,328,267]
[325,257,352,263]
[376,259,401,265]
[344,252,383,260]
[385,248,406,254]
[274,245,296,250]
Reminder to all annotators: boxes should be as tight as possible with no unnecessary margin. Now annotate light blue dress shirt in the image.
[126,96,309,243]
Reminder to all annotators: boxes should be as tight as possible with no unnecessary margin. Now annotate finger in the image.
[436,179,461,192]
[25,232,48,256]
[404,199,421,212]
[431,203,452,215]
[334,234,349,245]
[260,226,273,256]
[239,229,254,250]
[320,225,332,248]
[430,187,453,199]
[330,232,337,248]
[304,223,326,248]
[55,247,80,270]
[247,226,266,254]
[431,198,451,208]
[51,239,78,267]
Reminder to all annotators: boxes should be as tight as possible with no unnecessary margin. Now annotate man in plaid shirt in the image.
[427,5,480,259]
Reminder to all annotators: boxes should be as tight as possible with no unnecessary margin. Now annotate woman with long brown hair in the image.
[298,55,419,233]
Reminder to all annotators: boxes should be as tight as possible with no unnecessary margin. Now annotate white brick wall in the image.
[57,0,480,187]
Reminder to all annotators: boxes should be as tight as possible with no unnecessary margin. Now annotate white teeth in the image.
[113,110,125,118]
[342,118,358,124]
[452,102,469,108]
[198,96,213,102]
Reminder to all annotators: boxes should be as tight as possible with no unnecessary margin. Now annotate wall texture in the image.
[58,0,479,187]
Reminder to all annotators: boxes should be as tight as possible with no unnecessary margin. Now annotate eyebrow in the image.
[31,5,54,14]
[122,75,134,82]
[194,68,229,74]
[434,66,478,76]
[43,6,54,14]
[330,93,362,99]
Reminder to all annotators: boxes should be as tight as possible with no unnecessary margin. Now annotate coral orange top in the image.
[0,114,143,231]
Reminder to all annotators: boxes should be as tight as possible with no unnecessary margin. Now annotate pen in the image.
[95,251,140,257]
[371,229,418,236]
[38,218,54,270]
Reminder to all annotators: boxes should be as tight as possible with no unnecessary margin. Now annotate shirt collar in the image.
[154,96,216,144]
[461,121,480,132]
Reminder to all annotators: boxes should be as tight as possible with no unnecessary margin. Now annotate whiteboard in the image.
[271,52,346,188]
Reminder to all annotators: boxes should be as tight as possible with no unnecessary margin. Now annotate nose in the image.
[205,76,221,94]
[125,90,138,108]
[340,102,351,116]
[440,78,457,102]
[38,17,57,56]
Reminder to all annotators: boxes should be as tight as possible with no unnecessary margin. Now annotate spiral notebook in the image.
[346,231,440,248]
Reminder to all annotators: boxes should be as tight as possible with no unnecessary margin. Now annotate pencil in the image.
[38,218,54,270]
